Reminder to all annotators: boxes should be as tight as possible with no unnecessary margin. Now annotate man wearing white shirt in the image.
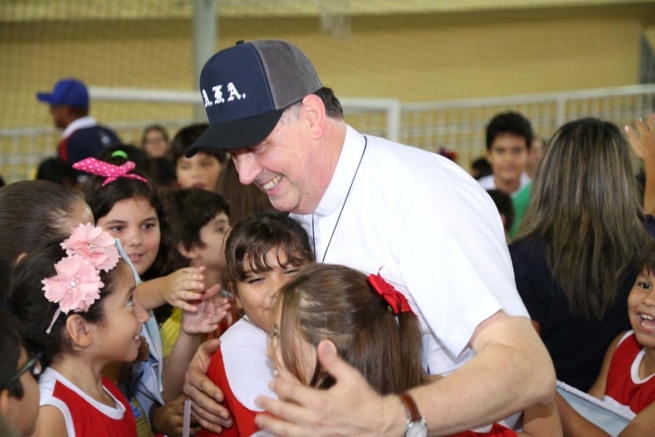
[183,40,555,437]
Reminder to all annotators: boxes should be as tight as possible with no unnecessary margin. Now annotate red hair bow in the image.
[368,271,416,316]
[73,158,149,186]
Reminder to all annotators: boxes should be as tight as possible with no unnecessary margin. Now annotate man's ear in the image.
[301,94,327,140]
[178,242,198,261]
[65,315,93,349]
[0,388,11,418]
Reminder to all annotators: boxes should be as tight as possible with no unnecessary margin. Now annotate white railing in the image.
[1,84,654,183]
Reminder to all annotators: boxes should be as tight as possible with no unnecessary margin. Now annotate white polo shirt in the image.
[478,173,531,198]
[292,125,529,376]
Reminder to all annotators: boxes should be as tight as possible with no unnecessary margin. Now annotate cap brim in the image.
[186,110,284,157]
[36,92,54,103]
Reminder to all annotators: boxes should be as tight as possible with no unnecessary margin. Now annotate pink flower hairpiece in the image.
[368,270,416,317]
[61,223,120,271]
[72,157,149,186]
[42,223,121,333]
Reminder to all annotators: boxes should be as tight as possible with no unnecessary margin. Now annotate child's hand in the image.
[626,114,655,161]
[182,284,232,336]
[135,335,150,361]
[164,266,208,312]
[151,396,200,436]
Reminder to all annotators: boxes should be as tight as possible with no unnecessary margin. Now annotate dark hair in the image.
[639,240,655,277]
[273,264,429,394]
[170,123,227,164]
[149,157,177,188]
[165,188,231,271]
[487,189,514,233]
[485,112,533,151]
[8,239,127,368]
[282,87,344,122]
[140,125,170,148]
[98,144,151,177]
[518,118,650,319]
[224,212,314,293]
[0,175,5,188]
[83,174,170,280]
[0,181,85,300]
[35,158,77,186]
[471,157,492,180]
[314,87,343,120]
[0,308,25,398]
[216,160,275,224]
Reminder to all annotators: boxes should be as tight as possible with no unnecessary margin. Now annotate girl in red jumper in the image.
[9,224,150,437]
[557,242,655,436]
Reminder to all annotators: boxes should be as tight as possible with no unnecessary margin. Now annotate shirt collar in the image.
[312,125,366,218]
[62,116,97,139]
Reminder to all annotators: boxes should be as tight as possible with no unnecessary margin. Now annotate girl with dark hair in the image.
[269,263,560,437]
[511,117,654,392]
[140,125,170,159]
[8,225,149,436]
[557,242,655,435]
[77,158,224,437]
[198,212,314,437]
[0,180,93,301]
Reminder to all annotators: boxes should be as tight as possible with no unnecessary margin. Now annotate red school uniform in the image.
[604,330,655,419]
[39,367,137,437]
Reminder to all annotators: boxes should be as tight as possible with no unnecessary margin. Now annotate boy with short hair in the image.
[478,111,533,196]
[171,123,227,191]
[0,308,41,437]
[479,111,534,238]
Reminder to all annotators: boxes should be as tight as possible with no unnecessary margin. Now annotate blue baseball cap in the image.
[36,78,89,108]
[185,40,323,156]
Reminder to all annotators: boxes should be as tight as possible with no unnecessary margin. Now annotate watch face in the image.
[405,421,429,437]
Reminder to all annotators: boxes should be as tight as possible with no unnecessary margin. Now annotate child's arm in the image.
[554,332,626,437]
[588,332,625,400]
[517,401,563,437]
[626,114,655,215]
[619,401,655,436]
[136,266,207,312]
[162,284,230,402]
[33,406,69,437]
[557,396,655,436]
[554,391,610,437]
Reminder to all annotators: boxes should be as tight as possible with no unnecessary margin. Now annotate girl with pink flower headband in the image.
[76,157,231,437]
[8,224,149,437]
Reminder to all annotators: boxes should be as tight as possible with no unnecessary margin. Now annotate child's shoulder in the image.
[220,317,267,351]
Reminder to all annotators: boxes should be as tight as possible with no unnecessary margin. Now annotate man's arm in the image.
[408,311,555,434]
[256,312,555,437]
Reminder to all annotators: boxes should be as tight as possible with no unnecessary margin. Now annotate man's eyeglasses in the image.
[10,352,43,383]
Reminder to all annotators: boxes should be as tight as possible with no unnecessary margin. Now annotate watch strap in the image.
[398,392,421,423]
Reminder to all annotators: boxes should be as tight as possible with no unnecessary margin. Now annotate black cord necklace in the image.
[312,136,367,263]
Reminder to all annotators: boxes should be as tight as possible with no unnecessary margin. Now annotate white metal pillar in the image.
[193,0,217,121]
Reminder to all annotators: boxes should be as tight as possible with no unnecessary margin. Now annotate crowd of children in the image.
[1,92,655,437]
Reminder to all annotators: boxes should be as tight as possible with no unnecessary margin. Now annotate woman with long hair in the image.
[510,117,654,392]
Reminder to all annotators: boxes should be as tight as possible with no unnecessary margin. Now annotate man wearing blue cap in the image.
[37,78,120,165]
[183,40,555,437]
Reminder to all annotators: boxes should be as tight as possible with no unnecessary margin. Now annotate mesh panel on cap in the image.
[252,40,323,110]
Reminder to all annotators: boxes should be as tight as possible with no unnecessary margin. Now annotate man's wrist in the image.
[382,394,410,437]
